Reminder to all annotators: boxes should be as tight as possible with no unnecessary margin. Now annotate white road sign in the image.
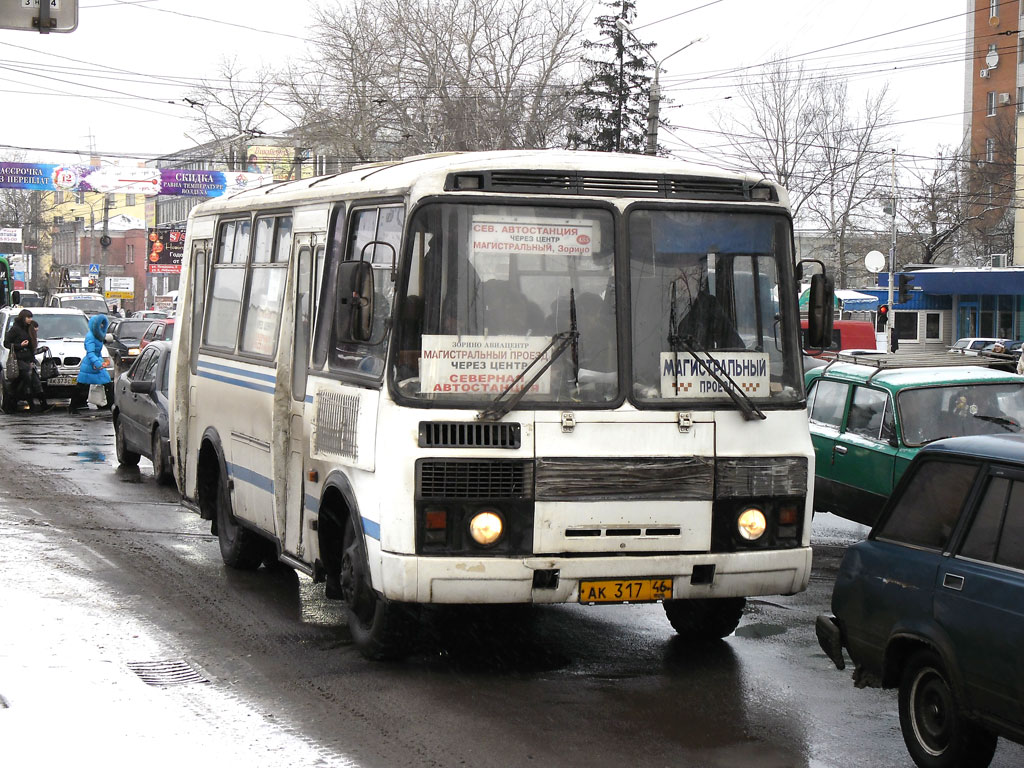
[0,227,23,243]
[0,0,77,33]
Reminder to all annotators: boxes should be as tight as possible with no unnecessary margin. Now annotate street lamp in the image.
[615,18,705,156]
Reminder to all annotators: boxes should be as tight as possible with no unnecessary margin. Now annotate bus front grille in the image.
[417,459,533,499]
[418,421,521,449]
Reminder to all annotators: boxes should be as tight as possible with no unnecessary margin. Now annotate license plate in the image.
[579,578,673,604]
[48,375,76,386]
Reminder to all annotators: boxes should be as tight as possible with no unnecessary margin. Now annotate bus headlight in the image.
[468,510,504,547]
[737,507,767,541]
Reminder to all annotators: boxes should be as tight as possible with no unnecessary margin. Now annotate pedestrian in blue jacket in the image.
[78,314,111,406]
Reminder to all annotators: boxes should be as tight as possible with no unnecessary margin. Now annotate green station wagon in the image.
[806,356,1024,526]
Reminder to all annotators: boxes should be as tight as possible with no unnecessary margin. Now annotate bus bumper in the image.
[378,547,812,604]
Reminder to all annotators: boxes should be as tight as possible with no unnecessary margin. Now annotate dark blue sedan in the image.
[817,434,1024,768]
[112,340,172,484]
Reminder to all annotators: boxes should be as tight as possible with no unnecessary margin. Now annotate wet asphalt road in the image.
[1,407,1022,768]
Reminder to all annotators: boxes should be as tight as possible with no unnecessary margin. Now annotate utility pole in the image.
[886,148,897,353]
[615,19,704,156]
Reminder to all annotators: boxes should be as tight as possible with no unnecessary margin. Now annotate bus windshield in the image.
[628,209,802,405]
[392,202,617,405]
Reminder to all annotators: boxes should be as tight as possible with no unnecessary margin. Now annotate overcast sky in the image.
[0,0,967,175]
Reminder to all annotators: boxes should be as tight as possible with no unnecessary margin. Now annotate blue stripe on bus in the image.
[197,359,277,384]
[362,517,381,541]
[197,370,276,395]
[226,461,275,494]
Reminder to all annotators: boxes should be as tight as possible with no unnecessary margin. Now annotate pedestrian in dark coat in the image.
[3,309,51,412]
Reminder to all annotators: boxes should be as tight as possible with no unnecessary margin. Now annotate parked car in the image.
[129,310,167,321]
[950,337,1004,356]
[106,318,154,373]
[801,319,880,357]
[12,289,42,307]
[112,340,172,483]
[0,307,114,411]
[817,434,1024,768]
[138,318,175,351]
[47,292,110,317]
[806,357,1024,526]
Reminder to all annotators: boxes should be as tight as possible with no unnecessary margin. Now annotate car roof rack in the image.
[822,350,1017,381]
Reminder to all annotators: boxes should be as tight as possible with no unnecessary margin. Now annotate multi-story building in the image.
[964,0,1019,264]
[43,187,148,306]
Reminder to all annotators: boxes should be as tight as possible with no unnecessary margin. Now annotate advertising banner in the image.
[0,161,273,197]
[246,144,310,181]
[147,228,186,274]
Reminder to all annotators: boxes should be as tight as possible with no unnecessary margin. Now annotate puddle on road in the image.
[71,450,108,463]
[734,622,787,640]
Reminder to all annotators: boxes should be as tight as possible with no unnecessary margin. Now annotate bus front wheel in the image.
[340,513,414,660]
[663,597,746,642]
[214,470,265,570]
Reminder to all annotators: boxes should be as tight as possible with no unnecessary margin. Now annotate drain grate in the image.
[126,660,209,687]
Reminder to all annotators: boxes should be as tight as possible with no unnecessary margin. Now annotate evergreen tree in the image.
[568,0,654,153]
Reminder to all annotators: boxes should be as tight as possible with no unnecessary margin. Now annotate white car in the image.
[950,337,1004,356]
[47,292,110,317]
[0,307,113,411]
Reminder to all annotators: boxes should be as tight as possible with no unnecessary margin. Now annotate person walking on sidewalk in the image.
[77,314,112,408]
[3,309,52,412]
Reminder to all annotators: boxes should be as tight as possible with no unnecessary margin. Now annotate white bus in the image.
[169,150,832,659]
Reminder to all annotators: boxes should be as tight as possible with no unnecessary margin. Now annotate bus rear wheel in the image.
[340,513,414,660]
[214,469,265,570]
[663,597,746,642]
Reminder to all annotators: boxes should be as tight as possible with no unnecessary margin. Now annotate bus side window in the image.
[189,241,209,375]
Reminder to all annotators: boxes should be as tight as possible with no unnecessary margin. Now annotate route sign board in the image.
[0,0,78,33]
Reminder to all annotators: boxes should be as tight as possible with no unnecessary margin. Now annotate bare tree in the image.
[714,56,827,219]
[187,57,278,171]
[804,81,893,287]
[898,145,989,266]
[287,0,588,162]
[0,153,49,291]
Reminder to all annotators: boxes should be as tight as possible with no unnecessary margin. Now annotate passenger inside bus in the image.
[675,274,744,350]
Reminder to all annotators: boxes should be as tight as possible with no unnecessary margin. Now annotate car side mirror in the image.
[130,379,155,395]
[105,333,113,343]
[335,260,374,343]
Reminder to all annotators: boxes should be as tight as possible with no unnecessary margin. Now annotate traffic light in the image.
[876,304,889,332]
[88,278,97,290]
[896,273,914,304]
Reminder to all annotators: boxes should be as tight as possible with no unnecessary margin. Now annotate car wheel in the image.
[663,597,746,642]
[340,512,414,660]
[151,430,173,485]
[114,417,141,467]
[214,466,266,570]
[898,650,997,768]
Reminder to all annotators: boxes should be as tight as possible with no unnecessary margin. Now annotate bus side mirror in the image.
[10,290,20,306]
[336,260,374,343]
[804,272,834,349]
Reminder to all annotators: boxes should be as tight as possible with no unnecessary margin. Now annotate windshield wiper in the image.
[667,284,765,421]
[477,289,579,421]
[971,413,1020,431]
